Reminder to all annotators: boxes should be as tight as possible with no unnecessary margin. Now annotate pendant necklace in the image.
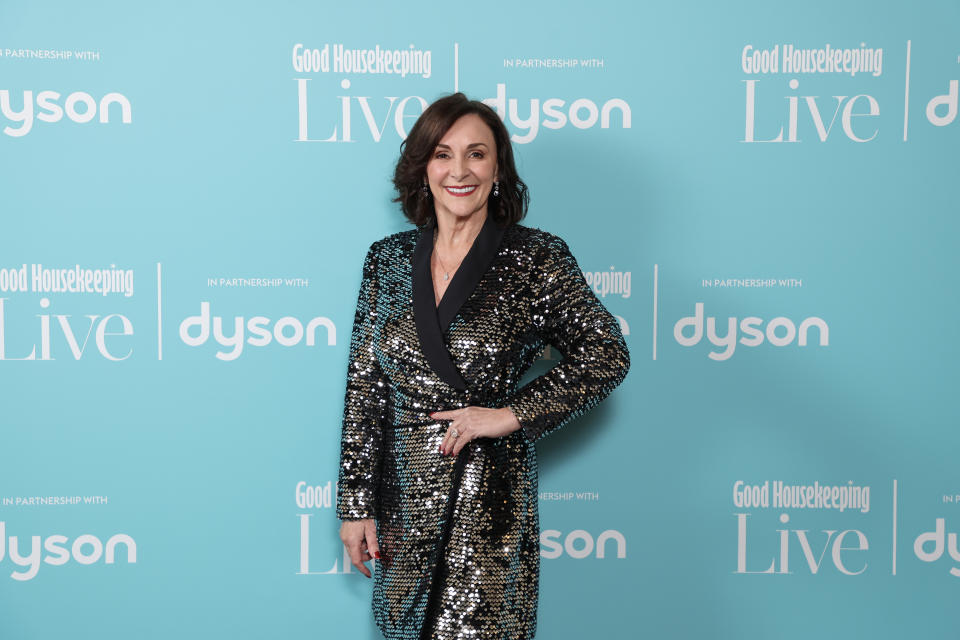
[432,226,464,281]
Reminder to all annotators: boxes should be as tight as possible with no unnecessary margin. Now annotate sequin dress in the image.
[336,213,630,640]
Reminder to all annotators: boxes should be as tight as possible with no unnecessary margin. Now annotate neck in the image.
[434,209,487,252]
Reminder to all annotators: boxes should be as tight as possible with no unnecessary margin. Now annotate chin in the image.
[442,199,488,218]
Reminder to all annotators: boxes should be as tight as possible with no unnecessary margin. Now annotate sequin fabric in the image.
[336,220,630,640]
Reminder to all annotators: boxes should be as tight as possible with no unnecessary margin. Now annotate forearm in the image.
[505,236,630,443]
[507,327,629,442]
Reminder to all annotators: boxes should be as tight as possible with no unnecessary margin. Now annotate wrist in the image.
[503,406,522,433]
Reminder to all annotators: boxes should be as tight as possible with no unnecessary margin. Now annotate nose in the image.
[450,156,468,180]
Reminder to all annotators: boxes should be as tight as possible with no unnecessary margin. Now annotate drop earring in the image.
[493,180,500,197]
[421,180,431,197]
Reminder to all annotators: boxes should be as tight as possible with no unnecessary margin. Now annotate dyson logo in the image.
[0,522,136,581]
[674,302,828,360]
[179,301,336,361]
[0,89,132,137]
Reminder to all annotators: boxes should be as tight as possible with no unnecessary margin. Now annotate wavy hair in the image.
[393,92,529,226]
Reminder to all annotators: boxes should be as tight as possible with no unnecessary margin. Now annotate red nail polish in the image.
[374,551,381,559]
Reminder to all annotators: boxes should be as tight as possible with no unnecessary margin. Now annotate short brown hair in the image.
[393,92,529,226]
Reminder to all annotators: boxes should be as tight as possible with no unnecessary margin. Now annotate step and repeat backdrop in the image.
[2,1,958,638]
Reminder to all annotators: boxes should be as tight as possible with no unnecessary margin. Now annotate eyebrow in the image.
[435,142,489,149]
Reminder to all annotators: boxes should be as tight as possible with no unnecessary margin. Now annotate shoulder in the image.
[363,227,420,260]
[370,227,420,250]
[507,223,574,259]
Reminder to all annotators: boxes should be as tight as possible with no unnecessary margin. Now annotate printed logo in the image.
[540,529,626,560]
[674,302,828,360]
[0,297,134,361]
[582,267,631,299]
[295,481,333,510]
[178,302,336,361]
[913,519,960,577]
[0,89,132,137]
[296,480,355,575]
[482,83,631,144]
[0,522,136,581]
[293,41,631,144]
[292,43,432,78]
[733,480,871,576]
[740,40,960,142]
[731,480,960,578]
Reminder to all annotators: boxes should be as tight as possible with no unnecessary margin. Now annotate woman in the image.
[336,92,630,640]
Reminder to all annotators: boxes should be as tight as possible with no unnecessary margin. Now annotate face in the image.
[425,113,499,222]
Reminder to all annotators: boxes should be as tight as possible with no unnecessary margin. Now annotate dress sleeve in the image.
[336,242,390,520]
[505,236,630,443]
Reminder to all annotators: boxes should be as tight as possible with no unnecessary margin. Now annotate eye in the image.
[434,151,450,159]
[469,151,485,158]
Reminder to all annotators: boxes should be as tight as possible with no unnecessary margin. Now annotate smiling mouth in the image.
[444,185,478,196]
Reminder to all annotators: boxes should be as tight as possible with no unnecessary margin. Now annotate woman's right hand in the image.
[339,518,380,578]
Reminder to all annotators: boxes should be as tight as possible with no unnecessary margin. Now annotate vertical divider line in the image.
[157,262,163,360]
[299,514,310,574]
[892,478,898,575]
[454,43,459,92]
[903,40,912,142]
[298,79,308,141]
[652,264,659,360]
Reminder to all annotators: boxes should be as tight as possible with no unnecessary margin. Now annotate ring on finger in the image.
[450,428,459,439]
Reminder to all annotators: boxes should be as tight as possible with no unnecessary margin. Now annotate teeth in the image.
[446,186,476,194]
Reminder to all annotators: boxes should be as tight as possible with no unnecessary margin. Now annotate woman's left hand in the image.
[431,406,522,457]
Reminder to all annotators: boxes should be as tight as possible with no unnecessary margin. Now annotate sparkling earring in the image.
[421,181,430,197]
[493,180,500,197]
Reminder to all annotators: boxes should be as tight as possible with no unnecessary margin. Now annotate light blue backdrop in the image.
[2,1,958,638]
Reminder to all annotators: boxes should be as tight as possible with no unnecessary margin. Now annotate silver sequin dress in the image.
[336,214,630,640]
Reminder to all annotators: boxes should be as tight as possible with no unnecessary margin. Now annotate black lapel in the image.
[412,213,509,391]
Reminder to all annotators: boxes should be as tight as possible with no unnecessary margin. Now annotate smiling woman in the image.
[336,92,630,640]
[392,93,528,228]
[427,117,496,212]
